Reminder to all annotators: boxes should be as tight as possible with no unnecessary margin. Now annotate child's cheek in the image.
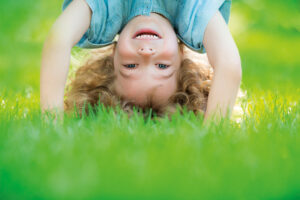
[116,39,134,58]
[161,38,180,57]
[161,45,179,61]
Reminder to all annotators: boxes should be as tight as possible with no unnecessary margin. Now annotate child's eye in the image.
[157,64,169,69]
[124,64,137,69]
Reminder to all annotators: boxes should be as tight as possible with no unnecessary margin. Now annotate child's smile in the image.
[133,28,162,40]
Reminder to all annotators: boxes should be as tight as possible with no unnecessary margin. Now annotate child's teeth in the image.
[136,34,158,39]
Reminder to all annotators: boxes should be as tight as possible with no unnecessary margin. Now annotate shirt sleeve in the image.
[62,0,120,48]
[176,0,232,53]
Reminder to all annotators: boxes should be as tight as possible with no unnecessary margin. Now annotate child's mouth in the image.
[133,29,162,40]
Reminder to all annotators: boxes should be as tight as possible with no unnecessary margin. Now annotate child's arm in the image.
[40,0,91,112]
[203,11,242,120]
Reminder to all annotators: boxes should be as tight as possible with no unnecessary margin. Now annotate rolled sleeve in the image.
[176,0,232,53]
[62,0,116,48]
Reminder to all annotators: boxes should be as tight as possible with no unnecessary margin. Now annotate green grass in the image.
[0,0,299,199]
[0,91,299,199]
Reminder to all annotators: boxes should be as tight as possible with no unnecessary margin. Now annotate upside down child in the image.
[40,0,241,119]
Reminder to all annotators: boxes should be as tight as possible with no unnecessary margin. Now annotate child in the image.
[40,0,241,119]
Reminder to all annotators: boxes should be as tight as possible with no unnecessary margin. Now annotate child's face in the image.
[113,13,182,107]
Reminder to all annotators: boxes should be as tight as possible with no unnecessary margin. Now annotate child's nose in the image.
[138,47,156,56]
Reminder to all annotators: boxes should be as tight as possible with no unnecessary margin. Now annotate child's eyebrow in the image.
[118,68,176,80]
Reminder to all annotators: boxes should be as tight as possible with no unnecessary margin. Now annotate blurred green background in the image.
[0,0,299,96]
[0,0,299,199]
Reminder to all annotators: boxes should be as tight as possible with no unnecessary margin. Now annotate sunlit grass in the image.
[0,90,299,199]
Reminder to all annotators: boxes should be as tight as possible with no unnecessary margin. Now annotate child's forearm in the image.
[40,34,72,112]
[40,0,92,113]
[204,64,241,120]
[202,11,242,121]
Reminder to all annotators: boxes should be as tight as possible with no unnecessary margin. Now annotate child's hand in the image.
[203,11,242,121]
[40,0,92,113]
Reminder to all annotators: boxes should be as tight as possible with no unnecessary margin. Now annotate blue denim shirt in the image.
[62,0,231,53]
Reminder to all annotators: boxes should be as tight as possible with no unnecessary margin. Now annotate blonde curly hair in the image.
[64,43,213,117]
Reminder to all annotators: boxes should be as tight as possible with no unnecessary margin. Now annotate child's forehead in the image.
[115,80,177,108]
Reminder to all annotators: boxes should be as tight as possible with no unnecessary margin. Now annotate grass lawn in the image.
[0,0,299,199]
